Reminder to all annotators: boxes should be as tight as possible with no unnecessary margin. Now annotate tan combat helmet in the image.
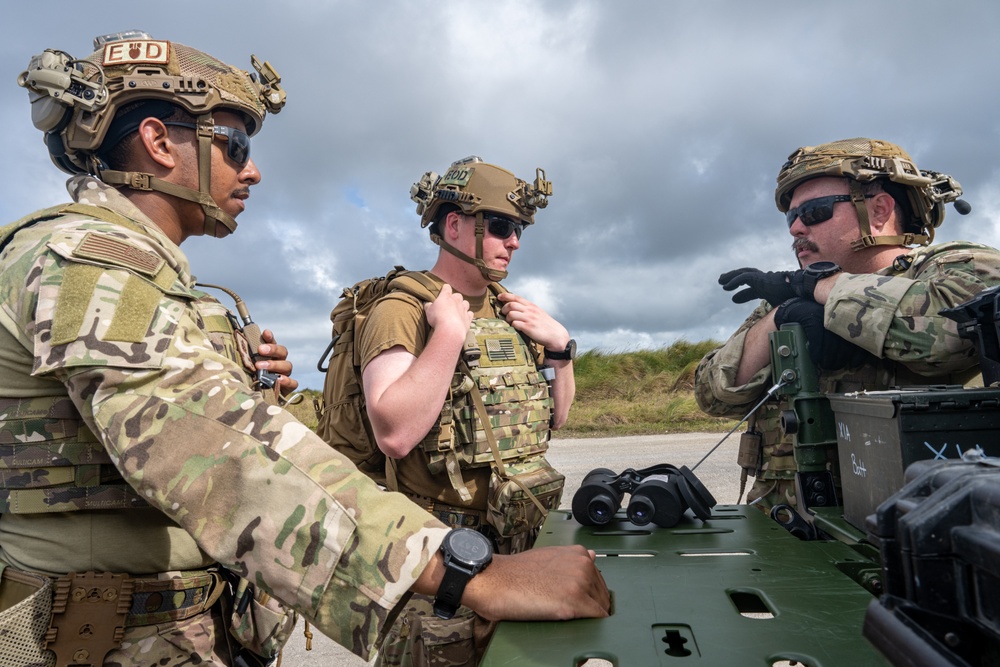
[17,30,286,237]
[410,156,552,281]
[776,137,970,249]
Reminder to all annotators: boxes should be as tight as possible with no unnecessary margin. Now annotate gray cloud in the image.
[4,1,1000,391]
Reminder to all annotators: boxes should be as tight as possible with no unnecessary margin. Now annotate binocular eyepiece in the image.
[571,464,716,528]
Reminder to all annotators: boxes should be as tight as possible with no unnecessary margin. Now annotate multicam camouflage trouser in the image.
[376,594,495,667]
[0,564,294,667]
[743,417,841,515]
[376,499,533,667]
[0,570,232,667]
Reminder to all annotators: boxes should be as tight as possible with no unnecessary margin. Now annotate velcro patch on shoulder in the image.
[73,232,165,277]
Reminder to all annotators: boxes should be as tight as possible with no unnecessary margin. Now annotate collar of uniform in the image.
[67,174,195,286]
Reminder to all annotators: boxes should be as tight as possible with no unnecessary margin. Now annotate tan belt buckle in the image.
[44,571,133,667]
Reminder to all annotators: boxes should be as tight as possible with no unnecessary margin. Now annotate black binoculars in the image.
[571,464,716,528]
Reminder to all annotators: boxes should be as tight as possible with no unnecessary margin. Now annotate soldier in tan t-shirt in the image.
[362,157,579,666]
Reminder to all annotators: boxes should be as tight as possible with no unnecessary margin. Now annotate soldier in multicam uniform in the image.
[356,157,577,666]
[694,137,1000,512]
[0,32,609,667]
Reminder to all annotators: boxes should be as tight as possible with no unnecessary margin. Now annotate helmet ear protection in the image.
[410,156,552,282]
[775,138,970,249]
[18,31,286,237]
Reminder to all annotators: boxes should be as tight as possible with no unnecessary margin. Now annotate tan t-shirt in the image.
[358,273,499,509]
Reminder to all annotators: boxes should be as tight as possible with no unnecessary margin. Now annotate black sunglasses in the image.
[483,213,523,240]
[786,194,873,227]
[163,122,251,167]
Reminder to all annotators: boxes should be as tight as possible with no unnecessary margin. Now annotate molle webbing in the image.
[421,317,553,501]
[0,396,146,514]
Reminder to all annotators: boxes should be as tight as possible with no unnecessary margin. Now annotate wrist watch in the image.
[803,261,842,280]
[544,338,577,361]
[802,261,841,298]
[433,528,493,619]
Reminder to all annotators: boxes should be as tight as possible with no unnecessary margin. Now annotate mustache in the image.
[792,237,818,254]
[232,187,251,199]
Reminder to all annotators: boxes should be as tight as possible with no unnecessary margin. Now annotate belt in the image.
[44,569,224,667]
[127,570,224,625]
[49,569,223,628]
[404,493,485,529]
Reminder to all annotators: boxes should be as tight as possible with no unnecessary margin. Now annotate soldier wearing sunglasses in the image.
[2,33,608,667]
[357,156,578,666]
[693,137,1000,513]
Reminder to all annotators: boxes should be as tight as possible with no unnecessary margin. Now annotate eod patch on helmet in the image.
[775,138,970,250]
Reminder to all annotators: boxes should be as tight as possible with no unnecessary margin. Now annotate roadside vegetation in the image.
[286,340,737,437]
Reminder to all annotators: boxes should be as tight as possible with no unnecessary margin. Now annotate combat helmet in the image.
[776,137,969,249]
[17,30,286,237]
[410,156,552,281]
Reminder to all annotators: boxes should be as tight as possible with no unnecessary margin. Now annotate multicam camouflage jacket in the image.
[0,175,450,659]
[694,241,1000,486]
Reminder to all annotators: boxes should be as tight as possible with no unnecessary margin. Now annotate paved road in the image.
[279,432,741,666]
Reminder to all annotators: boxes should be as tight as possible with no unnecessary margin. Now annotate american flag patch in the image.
[74,232,164,276]
[486,337,517,361]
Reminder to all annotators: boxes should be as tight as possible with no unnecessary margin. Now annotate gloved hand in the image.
[773,298,877,371]
[719,267,816,306]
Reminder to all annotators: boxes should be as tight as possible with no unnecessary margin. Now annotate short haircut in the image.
[428,203,461,237]
[100,101,194,171]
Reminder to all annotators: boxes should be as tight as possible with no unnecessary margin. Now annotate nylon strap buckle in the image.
[128,173,152,191]
[44,571,133,667]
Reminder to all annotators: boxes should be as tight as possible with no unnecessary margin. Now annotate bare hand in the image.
[256,329,299,394]
[425,284,474,343]
[463,545,611,621]
[497,291,570,351]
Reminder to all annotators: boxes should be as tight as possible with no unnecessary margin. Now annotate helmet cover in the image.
[411,156,551,228]
[775,137,964,245]
[18,31,285,174]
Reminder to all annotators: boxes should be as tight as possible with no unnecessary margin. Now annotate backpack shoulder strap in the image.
[387,270,441,303]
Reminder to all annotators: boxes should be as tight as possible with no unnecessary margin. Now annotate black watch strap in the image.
[432,528,492,620]
[433,565,470,620]
[545,338,576,361]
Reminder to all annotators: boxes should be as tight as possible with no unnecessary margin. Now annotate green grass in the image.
[565,341,736,437]
[286,340,737,437]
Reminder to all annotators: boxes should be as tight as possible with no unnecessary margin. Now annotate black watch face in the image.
[805,261,839,275]
[446,529,492,565]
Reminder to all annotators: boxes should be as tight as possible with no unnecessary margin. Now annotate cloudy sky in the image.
[4,1,1000,391]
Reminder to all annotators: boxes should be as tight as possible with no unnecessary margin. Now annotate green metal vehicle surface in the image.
[483,302,1000,667]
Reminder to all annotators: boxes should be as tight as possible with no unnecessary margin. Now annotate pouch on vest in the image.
[737,430,762,478]
[0,564,54,667]
[486,457,564,546]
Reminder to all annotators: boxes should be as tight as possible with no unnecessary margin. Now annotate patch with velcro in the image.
[72,232,164,276]
[480,334,523,365]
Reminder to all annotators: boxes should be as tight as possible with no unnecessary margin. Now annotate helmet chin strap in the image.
[430,212,507,282]
[98,112,238,238]
[848,179,929,251]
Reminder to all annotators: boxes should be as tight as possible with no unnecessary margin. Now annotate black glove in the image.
[773,298,877,371]
[719,267,815,306]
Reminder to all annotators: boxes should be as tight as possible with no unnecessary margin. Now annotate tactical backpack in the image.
[314,267,441,483]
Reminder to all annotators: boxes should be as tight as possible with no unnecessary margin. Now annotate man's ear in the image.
[870,191,899,233]
[135,117,177,170]
[444,210,465,241]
